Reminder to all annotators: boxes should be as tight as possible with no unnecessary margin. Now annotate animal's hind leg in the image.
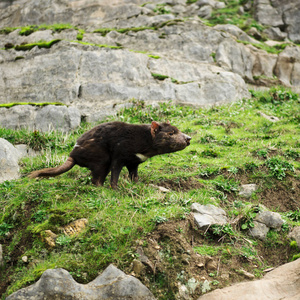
[126,164,139,183]
[91,164,110,186]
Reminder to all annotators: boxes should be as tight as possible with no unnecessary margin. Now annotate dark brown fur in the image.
[28,121,191,189]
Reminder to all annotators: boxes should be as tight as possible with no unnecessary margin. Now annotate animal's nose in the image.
[184,134,191,144]
[185,134,191,141]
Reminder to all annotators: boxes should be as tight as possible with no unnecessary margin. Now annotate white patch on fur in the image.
[74,143,80,148]
[136,153,148,162]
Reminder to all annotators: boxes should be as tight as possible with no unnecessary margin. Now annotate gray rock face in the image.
[253,0,300,43]
[6,264,156,300]
[191,203,227,228]
[0,40,250,119]
[0,138,20,183]
[198,258,300,300]
[0,105,81,132]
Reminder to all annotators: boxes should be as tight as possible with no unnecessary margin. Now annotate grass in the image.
[0,86,300,299]
[0,102,65,108]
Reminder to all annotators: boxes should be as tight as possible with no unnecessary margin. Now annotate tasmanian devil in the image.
[28,121,191,189]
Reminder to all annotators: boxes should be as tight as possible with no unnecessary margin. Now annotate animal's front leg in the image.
[110,161,124,189]
[126,164,139,183]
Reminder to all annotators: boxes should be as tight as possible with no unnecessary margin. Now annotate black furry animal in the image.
[29,121,191,189]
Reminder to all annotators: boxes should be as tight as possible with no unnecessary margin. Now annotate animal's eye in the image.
[169,132,174,136]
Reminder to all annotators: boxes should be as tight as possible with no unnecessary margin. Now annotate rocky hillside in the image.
[0,0,300,121]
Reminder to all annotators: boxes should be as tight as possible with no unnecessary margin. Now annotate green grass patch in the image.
[0,102,65,108]
[14,39,61,51]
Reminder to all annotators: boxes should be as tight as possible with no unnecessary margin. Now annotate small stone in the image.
[22,256,28,263]
[239,184,257,198]
[43,230,58,248]
[288,226,300,248]
[132,259,145,276]
[255,211,284,229]
[249,221,269,241]
[63,218,88,236]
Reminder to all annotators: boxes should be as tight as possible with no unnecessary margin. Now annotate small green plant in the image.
[32,210,48,223]
[201,149,219,158]
[241,207,260,230]
[154,4,171,14]
[151,73,169,81]
[152,215,168,224]
[200,134,217,144]
[213,176,239,193]
[265,157,294,180]
[0,222,14,237]
[284,149,300,160]
[244,162,259,172]
[56,235,71,246]
[211,224,235,237]
[284,209,300,222]
[257,149,268,158]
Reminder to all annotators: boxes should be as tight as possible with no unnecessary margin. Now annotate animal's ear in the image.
[166,120,170,125]
[151,121,160,138]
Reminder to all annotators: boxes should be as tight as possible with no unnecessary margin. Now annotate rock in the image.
[254,0,284,27]
[239,184,257,198]
[274,46,300,86]
[248,221,269,240]
[288,226,300,248]
[198,259,300,299]
[214,24,258,44]
[0,105,81,132]
[201,280,211,294]
[263,27,287,41]
[191,203,227,229]
[197,5,212,19]
[14,144,39,158]
[62,218,88,236]
[21,256,28,263]
[6,265,156,300]
[0,105,37,130]
[42,230,58,248]
[255,211,284,229]
[0,138,20,183]
[132,259,145,277]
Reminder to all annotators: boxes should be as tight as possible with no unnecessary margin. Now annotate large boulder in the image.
[0,105,81,132]
[198,258,300,300]
[6,264,156,300]
[0,138,20,183]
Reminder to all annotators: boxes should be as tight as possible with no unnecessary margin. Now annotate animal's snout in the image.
[184,134,191,145]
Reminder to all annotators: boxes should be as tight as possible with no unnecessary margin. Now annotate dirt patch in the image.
[158,177,204,191]
[130,215,297,299]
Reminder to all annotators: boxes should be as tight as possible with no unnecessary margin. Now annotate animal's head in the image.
[151,121,191,154]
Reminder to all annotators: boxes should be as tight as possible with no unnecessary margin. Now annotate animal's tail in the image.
[28,157,75,179]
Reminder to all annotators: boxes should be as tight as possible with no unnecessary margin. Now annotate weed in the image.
[284,209,300,222]
[201,149,219,158]
[213,176,239,193]
[56,235,71,246]
[0,222,14,237]
[241,207,260,230]
[265,157,294,180]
